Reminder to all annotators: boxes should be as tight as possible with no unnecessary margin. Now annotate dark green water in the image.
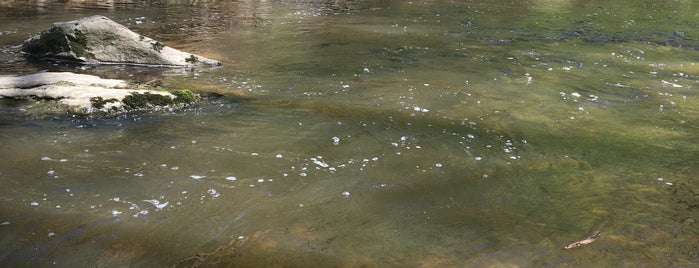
[1,1,698,267]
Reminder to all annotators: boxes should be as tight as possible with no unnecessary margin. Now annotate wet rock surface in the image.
[21,15,221,67]
[0,72,195,115]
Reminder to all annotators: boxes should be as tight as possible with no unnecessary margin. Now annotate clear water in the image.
[1,1,698,267]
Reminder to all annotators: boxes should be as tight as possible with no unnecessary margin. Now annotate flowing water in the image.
[1,0,698,267]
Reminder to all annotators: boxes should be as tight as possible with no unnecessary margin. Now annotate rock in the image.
[21,15,220,67]
[0,72,196,115]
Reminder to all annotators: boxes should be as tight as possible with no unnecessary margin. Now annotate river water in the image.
[1,0,698,267]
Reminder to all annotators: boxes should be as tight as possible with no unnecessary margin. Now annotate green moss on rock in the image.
[122,92,173,109]
[90,96,119,109]
[172,89,196,104]
[185,55,199,63]
[68,30,94,60]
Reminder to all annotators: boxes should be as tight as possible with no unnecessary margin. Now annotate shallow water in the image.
[1,0,698,267]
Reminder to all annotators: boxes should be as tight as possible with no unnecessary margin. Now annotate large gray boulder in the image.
[22,15,220,67]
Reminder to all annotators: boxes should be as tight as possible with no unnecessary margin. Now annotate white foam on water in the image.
[143,199,169,209]
[1,221,9,226]
[225,176,237,181]
[311,158,330,168]
[30,202,39,206]
[208,189,221,198]
[342,191,350,197]
[41,156,52,161]
[190,175,205,180]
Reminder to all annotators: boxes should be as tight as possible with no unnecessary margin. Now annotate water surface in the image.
[1,1,698,267]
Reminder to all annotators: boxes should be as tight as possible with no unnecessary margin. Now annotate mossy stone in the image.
[90,96,119,109]
[122,92,173,109]
[172,89,196,104]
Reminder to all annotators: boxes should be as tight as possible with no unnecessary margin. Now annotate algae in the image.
[68,29,94,60]
[89,96,119,109]
[172,89,196,104]
[185,55,199,63]
[151,41,164,52]
[122,92,173,109]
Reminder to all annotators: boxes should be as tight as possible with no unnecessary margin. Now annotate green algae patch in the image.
[172,89,196,104]
[89,96,119,109]
[120,90,197,110]
[122,92,173,109]
[185,55,199,64]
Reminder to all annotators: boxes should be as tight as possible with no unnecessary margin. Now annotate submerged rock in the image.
[21,15,220,67]
[0,72,196,115]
